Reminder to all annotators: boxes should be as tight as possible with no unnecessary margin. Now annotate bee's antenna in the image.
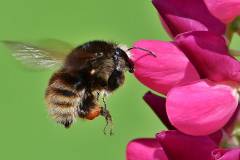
[128,47,156,57]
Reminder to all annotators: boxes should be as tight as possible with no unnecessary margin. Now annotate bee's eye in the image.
[95,52,103,57]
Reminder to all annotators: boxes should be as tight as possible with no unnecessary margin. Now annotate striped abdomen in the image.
[45,72,84,128]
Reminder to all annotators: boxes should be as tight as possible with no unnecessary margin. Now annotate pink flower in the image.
[126,130,240,160]
[144,92,223,142]
[152,0,240,37]
[131,39,200,95]
[126,138,168,160]
[144,91,236,144]
[143,91,175,130]
[175,31,240,82]
[126,93,239,160]
[167,80,238,135]
[212,148,240,160]
[131,31,240,136]
[204,0,240,24]
[152,0,226,37]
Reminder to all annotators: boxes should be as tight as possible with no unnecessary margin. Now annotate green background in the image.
[0,0,168,160]
[1,1,239,160]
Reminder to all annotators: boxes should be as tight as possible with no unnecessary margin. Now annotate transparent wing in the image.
[2,40,71,69]
[34,39,74,58]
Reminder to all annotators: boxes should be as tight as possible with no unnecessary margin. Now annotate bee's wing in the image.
[34,39,74,58]
[2,40,73,70]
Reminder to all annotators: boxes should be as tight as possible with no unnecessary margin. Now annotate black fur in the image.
[46,40,134,129]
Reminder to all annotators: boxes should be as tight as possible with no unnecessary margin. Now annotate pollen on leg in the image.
[85,105,101,120]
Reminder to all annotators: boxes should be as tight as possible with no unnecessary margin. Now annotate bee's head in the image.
[113,47,134,73]
[80,40,134,73]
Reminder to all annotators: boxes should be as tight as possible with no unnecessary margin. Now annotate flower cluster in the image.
[126,0,240,159]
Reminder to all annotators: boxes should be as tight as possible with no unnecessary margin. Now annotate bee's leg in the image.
[78,90,101,120]
[96,91,100,101]
[100,96,113,135]
[102,95,107,109]
[107,70,124,91]
[77,91,94,118]
[77,107,89,118]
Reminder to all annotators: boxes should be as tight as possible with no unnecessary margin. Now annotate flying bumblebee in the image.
[3,39,155,135]
[2,39,135,135]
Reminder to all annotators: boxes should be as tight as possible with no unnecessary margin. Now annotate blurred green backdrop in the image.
[0,0,168,160]
[1,0,239,160]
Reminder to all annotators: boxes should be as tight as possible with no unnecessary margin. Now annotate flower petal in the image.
[212,148,240,160]
[131,40,200,95]
[166,79,239,136]
[156,130,217,160]
[224,105,240,135]
[204,0,240,24]
[152,0,225,37]
[209,131,223,145]
[126,138,169,160]
[175,31,240,83]
[143,91,175,129]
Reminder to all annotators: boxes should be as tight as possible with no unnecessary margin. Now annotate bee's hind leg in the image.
[100,96,113,135]
[100,107,113,136]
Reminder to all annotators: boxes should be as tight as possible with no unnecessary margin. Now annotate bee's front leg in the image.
[107,70,124,91]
